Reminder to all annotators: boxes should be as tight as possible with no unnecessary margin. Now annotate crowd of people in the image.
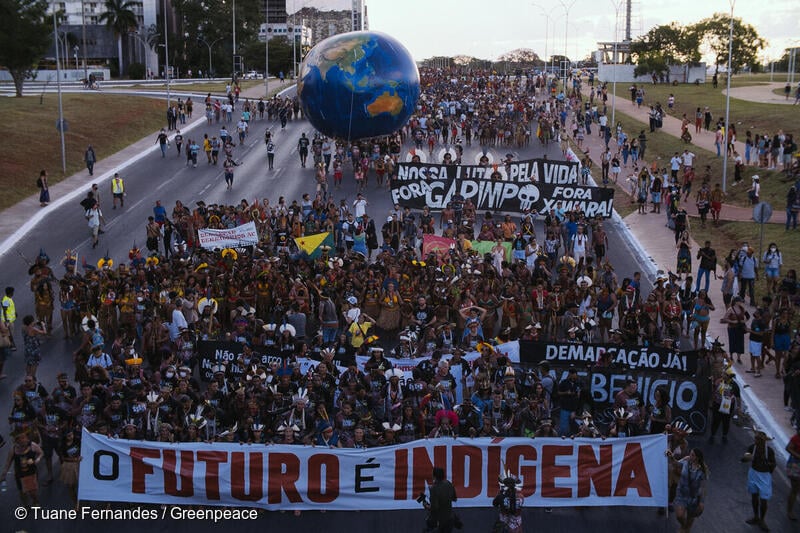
[2,67,800,530]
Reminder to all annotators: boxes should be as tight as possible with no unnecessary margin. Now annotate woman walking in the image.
[667,447,708,533]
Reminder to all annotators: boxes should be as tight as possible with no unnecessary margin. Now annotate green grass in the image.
[604,80,793,141]
[689,219,797,304]
[131,80,264,95]
[0,93,166,209]
[583,81,792,209]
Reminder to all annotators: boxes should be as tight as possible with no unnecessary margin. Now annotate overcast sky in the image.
[292,0,799,62]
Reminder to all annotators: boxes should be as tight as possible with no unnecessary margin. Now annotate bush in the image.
[127,62,145,80]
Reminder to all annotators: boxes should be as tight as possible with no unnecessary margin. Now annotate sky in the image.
[293,0,800,63]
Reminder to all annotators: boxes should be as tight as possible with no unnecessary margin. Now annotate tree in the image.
[99,0,137,77]
[631,22,701,66]
[692,14,766,74]
[0,0,50,97]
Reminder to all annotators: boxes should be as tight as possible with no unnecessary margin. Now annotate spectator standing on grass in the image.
[786,186,799,230]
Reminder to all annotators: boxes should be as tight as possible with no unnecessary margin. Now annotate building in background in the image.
[351,0,367,31]
[45,0,159,77]
[292,6,362,47]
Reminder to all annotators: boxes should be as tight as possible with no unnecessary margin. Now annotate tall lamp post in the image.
[232,0,236,78]
[558,0,576,92]
[721,0,735,193]
[531,3,559,74]
[609,0,623,133]
[196,35,222,78]
[130,31,151,79]
[163,0,170,109]
[264,19,269,96]
[52,5,67,174]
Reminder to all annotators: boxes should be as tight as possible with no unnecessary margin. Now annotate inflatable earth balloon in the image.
[297,31,420,141]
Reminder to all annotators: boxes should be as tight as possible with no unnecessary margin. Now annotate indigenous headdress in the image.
[62,249,78,269]
[97,251,113,270]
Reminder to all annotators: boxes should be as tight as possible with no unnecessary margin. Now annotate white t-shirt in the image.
[353,199,367,218]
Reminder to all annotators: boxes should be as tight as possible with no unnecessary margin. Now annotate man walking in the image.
[1,287,16,350]
[297,133,310,168]
[742,430,777,532]
[426,467,457,532]
[111,173,125,209]
[155,129,169,157]
[695,241,717,294]
[84,145,97,175]
[266,139,275,170]
[85,202,105,249]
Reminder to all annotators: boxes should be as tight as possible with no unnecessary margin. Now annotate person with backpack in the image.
[742,430,777,532]
[84,145,97,175]
[738,247,759,306]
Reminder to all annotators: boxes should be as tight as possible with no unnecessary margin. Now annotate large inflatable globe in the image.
[297,31,420,141]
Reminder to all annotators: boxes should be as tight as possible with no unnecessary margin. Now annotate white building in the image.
[258,21,312,47]
[351,0,367,31]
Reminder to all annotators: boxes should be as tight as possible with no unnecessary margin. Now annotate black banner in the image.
[197,341,284,382]
[391,160,614,217]
[528,365,712,434]
[518,340,699,376]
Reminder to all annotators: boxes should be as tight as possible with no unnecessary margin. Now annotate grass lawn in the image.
[689,218,797,304]
[0,93,166,210]
[131,80,265,95]
[611,110,791,209]
[602,79,795,144]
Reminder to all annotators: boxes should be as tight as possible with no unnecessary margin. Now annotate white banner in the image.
[78,429,668,510]
[197,222,258,249]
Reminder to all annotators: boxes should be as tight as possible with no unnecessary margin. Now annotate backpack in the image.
[91,328,104,349]
[36,177,43,188]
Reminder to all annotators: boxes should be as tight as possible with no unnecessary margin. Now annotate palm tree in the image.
[99,0,138,76]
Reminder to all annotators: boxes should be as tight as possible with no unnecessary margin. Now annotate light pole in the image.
[130,31,151,79]
[163,0,170,109]
[52,5,67,174]
[609,0,623,133]
[196,35,223,78]
[264,18,269,95]
[721,0,734,193]
[232,0,236,78]
[81,0,88,80]
[531,3,559,74]
[558,0,576,92]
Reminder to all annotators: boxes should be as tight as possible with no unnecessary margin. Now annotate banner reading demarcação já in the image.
[517,341,711,434]
[390,159,614,217]
[78,429,667,510]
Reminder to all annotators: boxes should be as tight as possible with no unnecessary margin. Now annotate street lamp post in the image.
[531,3,559,75]
[130,31,151,79]
[264,19,269,96]
[232,0,236,78]
[558,0,576,92]
[52,6,67,174]
[196,35,223,78]
[81,0,88,81]
[163,0,170,109]
[721,0,735,193]
[609,0,623,133]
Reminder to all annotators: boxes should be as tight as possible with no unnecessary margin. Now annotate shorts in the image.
[774,333,791,352]
[765,267,779,278]
[747,468,772,500]
[711,201,722,212]
[652,192,661,204]
[91,225,100,238]
[749,341,762,357]
[113,193,123,200]
[25,350,42,366]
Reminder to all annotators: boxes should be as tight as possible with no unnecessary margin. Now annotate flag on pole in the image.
[470,240,511,262]
[294,232,334,259]
[422,234,456,260]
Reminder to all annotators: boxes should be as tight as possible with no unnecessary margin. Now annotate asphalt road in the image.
[0,94,794,533]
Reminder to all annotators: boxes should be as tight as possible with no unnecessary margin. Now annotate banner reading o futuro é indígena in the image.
[390,160,614,218]
[79,430,667,510]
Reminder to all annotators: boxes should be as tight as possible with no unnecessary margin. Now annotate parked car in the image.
[244,71,264,80]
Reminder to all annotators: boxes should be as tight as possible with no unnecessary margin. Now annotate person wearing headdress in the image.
[493,472,524,533]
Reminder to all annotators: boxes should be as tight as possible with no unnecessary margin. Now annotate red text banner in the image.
[79,430,667,510]
[197,222,258,249]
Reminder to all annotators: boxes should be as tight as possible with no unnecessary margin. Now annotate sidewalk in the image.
[725,81,799,105]
[574,83,788,225]
[569,84,795,447]
[624,208,794,450]
[0,80,284,259]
